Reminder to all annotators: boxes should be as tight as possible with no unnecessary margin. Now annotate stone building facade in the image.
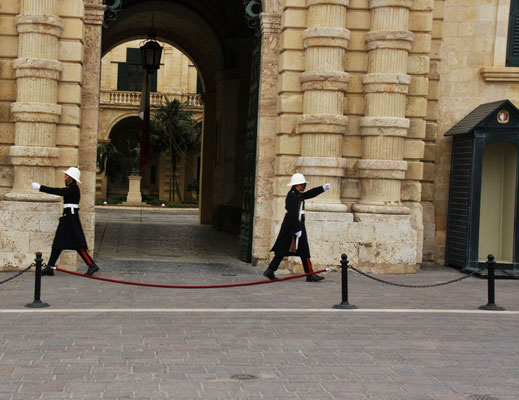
[1,0,518,272]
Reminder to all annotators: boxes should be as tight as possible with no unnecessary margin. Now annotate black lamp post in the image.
[140,38,163,71]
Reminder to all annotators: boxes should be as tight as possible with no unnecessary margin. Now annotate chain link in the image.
[0,263,34,286]
[347,264,477,288]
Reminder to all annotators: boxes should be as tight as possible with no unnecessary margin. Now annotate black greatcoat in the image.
[270,186,325,258]
[39,180,88,251]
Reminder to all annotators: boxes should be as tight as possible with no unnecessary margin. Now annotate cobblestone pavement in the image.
[1,207,518,400]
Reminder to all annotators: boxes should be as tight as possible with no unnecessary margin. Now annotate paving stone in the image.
[0,208,518,399]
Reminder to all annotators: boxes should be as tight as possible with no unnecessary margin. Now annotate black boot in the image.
[306,274,324,282]
[85,263,99,276]
[263,268,276,280]
[41,265,54,276]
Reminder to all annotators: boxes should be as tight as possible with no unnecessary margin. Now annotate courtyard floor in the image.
[0,207,517,400]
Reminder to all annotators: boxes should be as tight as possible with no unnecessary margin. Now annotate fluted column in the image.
[296,0,350,212]
[353,0,413,215]
[7,0,62,197]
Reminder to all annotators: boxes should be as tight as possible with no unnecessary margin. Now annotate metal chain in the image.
[0,264,34,286]
[347,264,477,288]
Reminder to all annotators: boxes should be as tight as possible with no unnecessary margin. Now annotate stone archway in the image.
[91,0,260,243]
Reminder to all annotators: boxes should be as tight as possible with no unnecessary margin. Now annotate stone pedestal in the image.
[124,175,142,205]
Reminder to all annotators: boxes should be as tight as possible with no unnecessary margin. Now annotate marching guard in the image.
[32,167,100,276]
[263,173,330,282]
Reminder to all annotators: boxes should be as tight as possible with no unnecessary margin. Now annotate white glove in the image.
[294,231,302,238]
[323,183,331,191]
[31,182,41,190]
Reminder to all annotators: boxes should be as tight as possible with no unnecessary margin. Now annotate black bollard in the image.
[333,254,357,309]
[479,254,504,311]
[26,252,49,308]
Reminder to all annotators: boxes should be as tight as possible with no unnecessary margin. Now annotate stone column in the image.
[252,12,281,264]
[296,0,349,212]
[353,0,414,215]
[0,0,65,269]
[80,0,105,250]
[352,0,419,273]
[9,0,63,195]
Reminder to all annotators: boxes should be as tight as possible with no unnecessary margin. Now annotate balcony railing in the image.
[101,90,202,107]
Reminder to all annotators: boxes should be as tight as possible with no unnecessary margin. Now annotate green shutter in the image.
[126,48,157,92]
[507,0,519,66]
[196,75,202,94]
[117,63,128,91]
[150,70,157,92]
[126,48,142,64]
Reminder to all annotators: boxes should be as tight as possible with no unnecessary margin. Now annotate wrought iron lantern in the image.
[140,39,163,71]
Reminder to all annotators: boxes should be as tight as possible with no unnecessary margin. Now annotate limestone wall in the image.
[434,0,519,265]
[1,0,516,272]
[0,0,92,270]
[263,0,429,273]
[0,0,18,199]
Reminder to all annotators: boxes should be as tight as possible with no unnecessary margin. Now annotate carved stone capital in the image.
[297,114,348,135]
[9,145,60,166]
[369,0,413,9]
[308,0,350,6]
[301,71,350,92]
[15,15,63,37]
[84,2,106,26]
[360,117,409,137]
[297,156,347,177]
[13,58,62,80]
[260,13,281,34]
[363,73,410,94]
[11,102,62,123]
[366,30,414,51]
[303,27,350,49]
[356,159,407,179]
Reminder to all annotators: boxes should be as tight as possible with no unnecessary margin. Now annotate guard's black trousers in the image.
[47,247,96,268]
[268,254,314,274]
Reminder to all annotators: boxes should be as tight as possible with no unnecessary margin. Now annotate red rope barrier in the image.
[54,267,327,289]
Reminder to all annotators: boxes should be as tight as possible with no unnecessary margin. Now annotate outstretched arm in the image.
[302,186,325,200]
[38,185,73,197]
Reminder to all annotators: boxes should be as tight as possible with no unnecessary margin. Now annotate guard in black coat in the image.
[263,173,330,282]
[32,167,100,276]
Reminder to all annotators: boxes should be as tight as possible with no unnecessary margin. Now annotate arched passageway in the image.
[100,0,261,260]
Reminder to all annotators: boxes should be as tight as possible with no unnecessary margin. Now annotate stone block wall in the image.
[434,0,519,265]
[0,0,103,271]
[267,0,427,273]
[0,1,18,200]
[421,0,443,263]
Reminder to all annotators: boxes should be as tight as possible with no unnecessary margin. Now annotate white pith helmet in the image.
[287,173,307,186]
[63,167,81,183]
